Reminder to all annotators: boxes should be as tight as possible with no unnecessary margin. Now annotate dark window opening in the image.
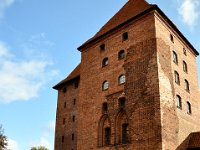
[175,71,180,85]
[63,118,66,125]
[64,102,66,108]
[173,51,178,64]
[187,101,192,114]
[122,123,129,144]
[72,133,74,141]
[102,57,109,67]
[73,116,75,122]
[183,61,188,73]
[102,102,108,114]
[176,95,182,109]
[185,79,190,92]
[62,87,67,93]
[100,44,105,51]
[170,34,174,43]
[73,99,76,105]
[183,48,187,56]
[122,32,128,41]
[118,50,125,60]
[62,136,65,143]
[104,127,111,146]
[119,98,125,109]
[74,81,79,89]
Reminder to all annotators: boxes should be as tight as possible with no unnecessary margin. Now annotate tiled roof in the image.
[188,132,200,148]
[53,63,81,89]
[78,0,153,50]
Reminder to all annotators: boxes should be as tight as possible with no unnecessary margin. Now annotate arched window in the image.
[184,79,190,91]
[173,51,178,64]
[122,32,128,41]
[102,81,109,91]
[183,61,188,73]
[176,95,182,109]
[186,101,192,114]
[102,102,108,114]
[119,74,126,85]
[174,71,180,85]
[118,50,125,60]
[119,98,125,109]
[102,57,109,67]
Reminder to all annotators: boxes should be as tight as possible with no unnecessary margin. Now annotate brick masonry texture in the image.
[54,1,200,150]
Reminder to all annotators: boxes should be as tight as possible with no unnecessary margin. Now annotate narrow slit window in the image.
[176,95,182,109]
[184,79,190,92]
[183,61,188,73]
[102,102,108,114]
[187,101,192,114]
[175,71,180,85]
[173,51,178,64]
[119,98,125,109]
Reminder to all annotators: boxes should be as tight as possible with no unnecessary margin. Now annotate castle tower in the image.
[53,0,200,149]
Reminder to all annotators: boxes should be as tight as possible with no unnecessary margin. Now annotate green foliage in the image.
[31,146,48,150]
[0,125,7,150]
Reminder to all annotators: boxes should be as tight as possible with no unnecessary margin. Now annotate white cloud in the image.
[7,139,19,150]
[178,0,200,27]
[0,0,15,18]
[30,137,53,150]
[0,41,58,103]
[47,121,55,133]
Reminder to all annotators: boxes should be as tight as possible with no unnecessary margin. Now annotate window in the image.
[176,95,182,109]
[73,116,75,122]
[175,71,180,85]
[100,44,105,51]
[74,81,79,89]
[63,118,66,125]
[102,102,108,114]
[102,81,109,90]
[184,79,190,91]
[170,34,174,43]
[183,61,188,73]
[62,87,67,93]
[187,101,192,114]
[104,127,111,146]
[119,74,126,85]
[62,136,65,143]
[122,123,129,144]
[102,57,109,67]
[122,32,128,41]
[118,50,125,60]
[72,134,74,141]
[119,98,125,108]
[183,48,187,56]
[173,51,178,64]
[73,99,76,105]
[64,102,66,108]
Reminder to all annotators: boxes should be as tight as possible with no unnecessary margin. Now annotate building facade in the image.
[53,0,200,149]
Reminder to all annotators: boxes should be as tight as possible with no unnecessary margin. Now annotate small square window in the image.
[100,44,105,51]
[122,32,128,41]
[74,82,79,89]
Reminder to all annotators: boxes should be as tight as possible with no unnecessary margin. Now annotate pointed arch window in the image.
[119,74,126,85]
[102,81,109,91]
[173,51,178,64]
[176,95,182,109]
[104,127,111,145]
[174,71,180,85]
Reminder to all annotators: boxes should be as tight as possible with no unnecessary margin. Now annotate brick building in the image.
[53,0,200,149]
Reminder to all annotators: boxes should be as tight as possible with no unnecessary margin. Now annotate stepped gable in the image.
[53,63,80,89]
[78,0,153,50]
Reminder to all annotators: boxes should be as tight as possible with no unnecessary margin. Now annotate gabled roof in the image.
[53,63,81,90]
[78,0,153,50]
[78,0,199,56]
[188,132,200,148]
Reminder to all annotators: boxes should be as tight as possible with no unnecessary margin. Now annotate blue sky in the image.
[0,0,199,149]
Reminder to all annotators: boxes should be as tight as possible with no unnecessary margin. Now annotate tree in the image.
[31,146,48,150]
[0,125,7,150]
